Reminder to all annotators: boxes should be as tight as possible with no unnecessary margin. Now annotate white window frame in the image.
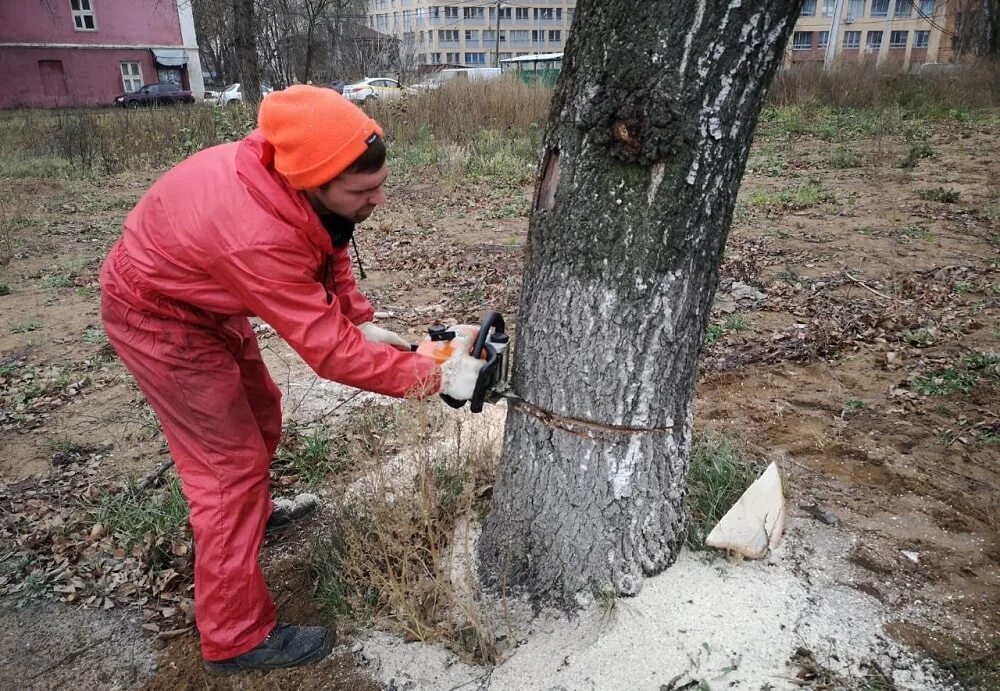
[120,61,142,92]
[914,30,930,48]
[818,31,830,48]
[918,0,936,15]
[70,0,97,31]
[889,30,908,48]
[866,30,883,51]
[792,31,814,51]
[871,0,889,17]
[843,30,862,49]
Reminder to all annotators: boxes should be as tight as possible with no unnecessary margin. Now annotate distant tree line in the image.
[193,0,404,99]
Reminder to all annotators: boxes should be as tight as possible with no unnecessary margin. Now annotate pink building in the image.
[0,0,204,108]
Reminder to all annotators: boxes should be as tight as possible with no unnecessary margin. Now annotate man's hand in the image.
[439,331,484,401]
[358,321,411,351]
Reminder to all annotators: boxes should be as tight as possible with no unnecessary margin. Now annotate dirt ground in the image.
[1,112,998,688]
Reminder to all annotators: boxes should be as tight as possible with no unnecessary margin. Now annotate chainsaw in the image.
[412,311,512,413]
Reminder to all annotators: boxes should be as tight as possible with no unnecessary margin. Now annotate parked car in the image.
[218,82,274,106]
[342,78,413,104]
[413,67,502,91]
[202,89,220,104]
[115,82,194,107]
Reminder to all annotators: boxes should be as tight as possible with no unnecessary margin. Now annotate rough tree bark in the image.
[478,0,803,607]
[233,0,261,102]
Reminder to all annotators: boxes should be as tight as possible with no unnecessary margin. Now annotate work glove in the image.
[358,321,411,351]
[439,331,485,401]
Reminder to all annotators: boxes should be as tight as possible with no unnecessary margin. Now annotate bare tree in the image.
[950,0,1000,57]
[477,0,804,607]
[233,0,262,101]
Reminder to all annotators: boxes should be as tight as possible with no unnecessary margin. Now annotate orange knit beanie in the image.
[258,85,384,190]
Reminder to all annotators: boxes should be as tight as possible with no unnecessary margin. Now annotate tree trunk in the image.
[233,0,261,102]
[478,0,803,608]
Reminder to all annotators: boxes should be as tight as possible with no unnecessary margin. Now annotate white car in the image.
[342,78,412,104]
[218,83,274,106]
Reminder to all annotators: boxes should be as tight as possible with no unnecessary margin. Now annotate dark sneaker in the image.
[266,494,319,533]
[203,623,334,675]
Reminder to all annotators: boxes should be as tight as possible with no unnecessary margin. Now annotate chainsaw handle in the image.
[439,311,506,413]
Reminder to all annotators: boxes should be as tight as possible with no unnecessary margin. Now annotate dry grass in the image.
[769,60,1000,113]
[311,401,503,663]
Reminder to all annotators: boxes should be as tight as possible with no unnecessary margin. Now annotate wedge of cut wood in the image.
[704,461,786,559]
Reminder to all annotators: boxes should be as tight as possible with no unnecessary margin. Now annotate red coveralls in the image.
[99,131,438,661]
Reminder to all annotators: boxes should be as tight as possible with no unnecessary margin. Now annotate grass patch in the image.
[917,187,960,203]
[685,433,765,550]
[748,180,832,212]
[912,352,1000,396]
[86,473,190,567]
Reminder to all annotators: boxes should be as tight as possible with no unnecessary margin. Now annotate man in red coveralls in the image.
[99,85,483,675]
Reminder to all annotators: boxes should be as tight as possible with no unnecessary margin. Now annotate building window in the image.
[510,30,529,42]
[120,61,142,92]
[443,6,458,19]
[866,30,883,51]
[446,52,460,63]
[439,30,458,43]
[465,52,485,65]
[70,0,96,31]
[914,30,930,47]
[800,0,817,16]
[548,30,561,42]
[489,7,511,20]
[895,1,912,16]
[515,7,529,20]
[871,0,889,17]
[847,0,865,18]
[890,30,908,48]
[818,31,830,48]
[822,0,836,16]
[465,30,478,41]
[430,52,442,64]
[463,7,483,20]
[843,30,861,48]
[919,0,935,14]
[792,31,813,51]
[429,7,439,19]
[534,7,555,20]
[531,30,542,43]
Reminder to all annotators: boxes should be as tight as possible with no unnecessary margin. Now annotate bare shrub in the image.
[311,401,503,663]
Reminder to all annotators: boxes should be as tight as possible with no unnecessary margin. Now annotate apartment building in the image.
[366,1,576,68]
[788,0,953,68]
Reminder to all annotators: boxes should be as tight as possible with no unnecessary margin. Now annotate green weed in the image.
[87,473,190,565]
[913,352,999,396]
[724,312,751,333]
[748,180,832,212]
[828,145,862,168]
[704,323,726,346]
[917,187,960,203]
[41,273,73,289]
[900,328,937,347]
[11,320,41,333]
[685,433,764,550]
[843,398,867,411]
